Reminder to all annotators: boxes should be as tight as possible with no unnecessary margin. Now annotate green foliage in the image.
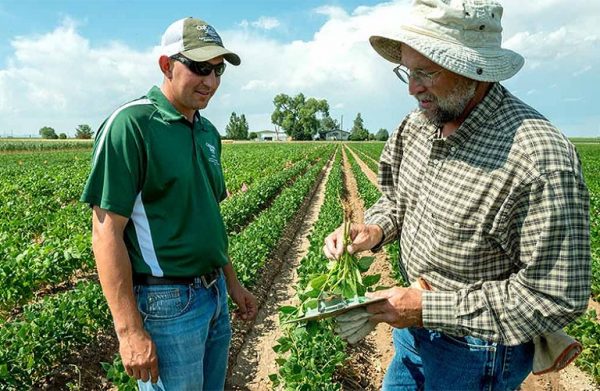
[58,133,67,139]
[249,131,258,140]
[299,219,380,315]
[101,355,138,390]
[0,282,112,388]
[273,150,349,389]
[0,139,92,152]
[348,113,369,141]
[271,93,329,140]
[565,310,600,383]
[376,128,389,141]
[320,115,339,135]
[39,126,58,139]
[225,112,249,140]
[74,124,94,139]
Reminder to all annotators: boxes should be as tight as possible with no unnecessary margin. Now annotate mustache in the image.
[415,93,436,102]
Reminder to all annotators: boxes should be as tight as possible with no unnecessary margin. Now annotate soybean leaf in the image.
[279,306,298,315]
[362,274,381,287]
[358,256,375,272]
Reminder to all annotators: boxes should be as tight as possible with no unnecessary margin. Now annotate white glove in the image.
[334,308,375,344]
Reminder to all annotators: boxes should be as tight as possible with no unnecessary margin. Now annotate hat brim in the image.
[181,46,241,66]
[369,32,524,82]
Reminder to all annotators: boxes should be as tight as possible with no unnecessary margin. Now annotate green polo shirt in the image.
[81,86,228,277]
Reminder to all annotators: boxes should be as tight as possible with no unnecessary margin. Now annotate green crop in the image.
[297,212,381,317]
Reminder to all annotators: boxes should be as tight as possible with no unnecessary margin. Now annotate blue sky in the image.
[1,0,599,137]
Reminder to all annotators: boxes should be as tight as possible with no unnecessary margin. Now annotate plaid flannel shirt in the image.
[365,83,591,345]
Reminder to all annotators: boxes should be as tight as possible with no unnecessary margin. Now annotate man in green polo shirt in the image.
[81,17,257,390]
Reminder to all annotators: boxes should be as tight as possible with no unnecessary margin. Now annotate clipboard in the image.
[285,295,386,324]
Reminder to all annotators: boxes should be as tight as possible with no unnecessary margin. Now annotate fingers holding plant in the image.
[323,222,383,260]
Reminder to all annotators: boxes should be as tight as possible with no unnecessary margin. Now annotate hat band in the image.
[401,24,501,49]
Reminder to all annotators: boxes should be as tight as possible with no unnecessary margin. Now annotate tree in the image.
[249,131,258,140]
[376,128,389,141]
[39,126,58,139]
[348,113,369,141]
[271,93,329,140]
[58,133,67,139]
[225,112,249,140]
[75,124,94,139]
[317,115,339,140]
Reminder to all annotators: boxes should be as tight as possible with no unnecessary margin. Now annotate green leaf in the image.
[279,306,298,315]
[358,256,375,272]
[303,288,321,298]
[362,274,381,287]
[342,283,356,299]
[309,274,327,290]
[0,364,8,378]
[304,298,318,310]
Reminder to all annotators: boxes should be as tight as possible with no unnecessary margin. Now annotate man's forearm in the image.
[222,262,240,288]
[92,215,143,338]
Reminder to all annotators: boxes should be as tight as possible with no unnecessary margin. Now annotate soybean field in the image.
[0,140,598,390]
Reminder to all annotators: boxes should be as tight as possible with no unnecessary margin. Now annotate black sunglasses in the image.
[170,54,226,77]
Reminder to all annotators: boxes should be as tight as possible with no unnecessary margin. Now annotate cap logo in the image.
[196,24,222,45]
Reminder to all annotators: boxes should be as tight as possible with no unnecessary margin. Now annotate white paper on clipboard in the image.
[285,296,386,323]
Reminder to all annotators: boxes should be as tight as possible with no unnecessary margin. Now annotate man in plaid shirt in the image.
[324,0,590,389]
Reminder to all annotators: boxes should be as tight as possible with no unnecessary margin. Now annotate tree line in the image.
[37,92,390,142]
[225,92,389,141]
[38,124,94,140]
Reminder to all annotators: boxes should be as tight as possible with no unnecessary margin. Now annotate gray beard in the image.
[417,80,478,127]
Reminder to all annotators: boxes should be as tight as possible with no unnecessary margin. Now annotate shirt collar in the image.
[446,82,505,147]
[146,86,188,123]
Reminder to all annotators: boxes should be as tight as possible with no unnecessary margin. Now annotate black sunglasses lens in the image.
[192,62,226,77]
[214,63,226,76]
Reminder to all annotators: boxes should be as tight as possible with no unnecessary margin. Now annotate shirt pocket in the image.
[428,213,498,279]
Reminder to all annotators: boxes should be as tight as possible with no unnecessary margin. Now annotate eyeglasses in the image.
[393,65,442,87]
[170,54,226,77]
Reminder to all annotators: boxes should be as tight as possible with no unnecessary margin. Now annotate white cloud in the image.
[252,17,280,30]
[1,0,599,137]
[239,16,281,31]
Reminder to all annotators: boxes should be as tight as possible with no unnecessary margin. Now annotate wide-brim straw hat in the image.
[370,0,524,82]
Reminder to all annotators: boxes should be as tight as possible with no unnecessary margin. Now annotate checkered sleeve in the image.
[364,121,406,251]
[423,167,591,345]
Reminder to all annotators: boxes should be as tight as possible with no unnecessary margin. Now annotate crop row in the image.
[221,143,329,193]
[347,144,380,174]
[0,140,93,153]
[273,149,347,390]
[345,146,405,284]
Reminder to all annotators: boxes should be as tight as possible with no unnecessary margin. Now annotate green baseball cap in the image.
[160,17,240,65]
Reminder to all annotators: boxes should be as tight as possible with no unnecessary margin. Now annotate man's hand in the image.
[334,308,376,344]
[118,328,159,383]
[323,223,383,260]
[227,280,258,321]
[366,287,423,329]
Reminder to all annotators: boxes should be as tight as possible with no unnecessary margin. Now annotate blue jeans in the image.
[135,272,231,391]
[383,328,534,391]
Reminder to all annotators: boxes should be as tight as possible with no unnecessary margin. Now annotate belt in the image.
[133,268,221,289]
